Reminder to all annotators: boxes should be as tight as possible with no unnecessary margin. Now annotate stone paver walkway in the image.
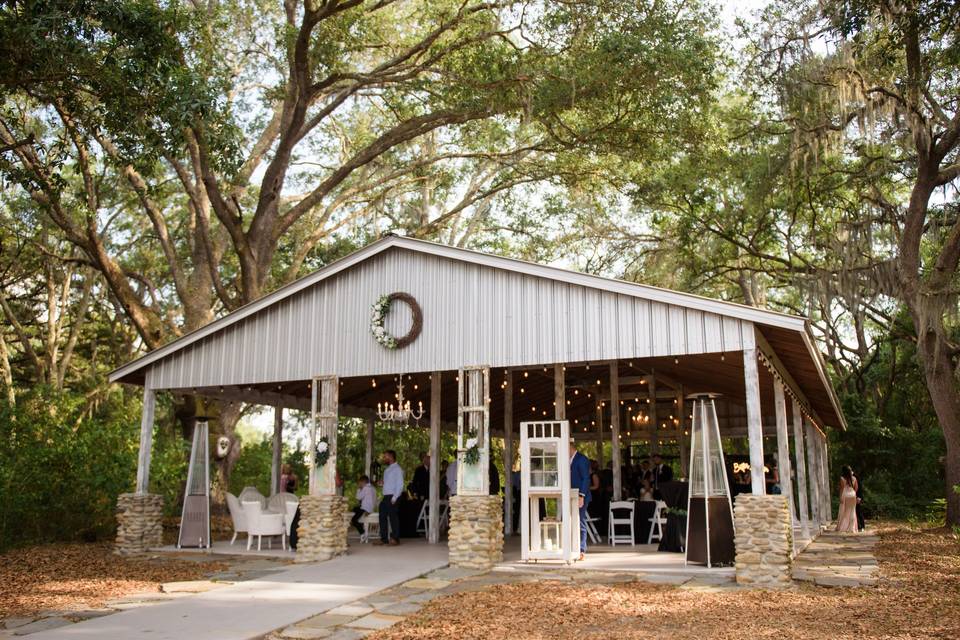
[792,530,879,587]
[19,542,447,640]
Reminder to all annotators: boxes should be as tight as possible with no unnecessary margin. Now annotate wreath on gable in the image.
[370,292,422,349]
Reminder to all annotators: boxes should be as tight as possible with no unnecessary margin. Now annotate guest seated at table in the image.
[638,477,655,501]
[350,474,376,536]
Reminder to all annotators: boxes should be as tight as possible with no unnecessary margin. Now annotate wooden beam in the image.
[804,418,821,529]
[791,398,811,539]
[135,387,156,495]
[774,381,797,552]
[271,406,283,495]
[609,362,622,500]
[364,416,374,478]
[743,347,766,495]
[649,373,659,455]
[503,370,514,536]
[428,371,441,544]
[554,363,565,420]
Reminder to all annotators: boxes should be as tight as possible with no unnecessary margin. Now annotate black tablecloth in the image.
[657,513,686,552]
[633,500,656,543]
[399,498,423,538]
[656,481,689,509]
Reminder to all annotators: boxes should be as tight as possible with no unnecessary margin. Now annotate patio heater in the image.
[178,418,211,549]
[684,394,735,567]
[519,420,578,563]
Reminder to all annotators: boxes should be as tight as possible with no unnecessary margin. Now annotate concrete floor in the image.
[499,535,735,576]
[24,539,448,640]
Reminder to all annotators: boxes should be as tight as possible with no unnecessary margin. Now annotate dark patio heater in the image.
[684,394,735,566]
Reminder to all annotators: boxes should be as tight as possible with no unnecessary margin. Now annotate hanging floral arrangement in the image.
[464,435,481,465]
[315,436,331,467]
[370,292,423,349]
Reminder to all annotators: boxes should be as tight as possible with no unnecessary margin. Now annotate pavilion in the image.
[110,235,843,583]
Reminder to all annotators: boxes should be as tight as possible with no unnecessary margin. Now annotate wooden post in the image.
[135,387,157,495]
[428,371,442,544]
[804,418,821,529]
[597,403,604,467]
[677,388,688,479]
[364,416,374,478]
[609,362,622,500]
[819,431,831,523]
[773,381,797,549]
[791,399,811,539]
[743,347,766,495]
[503,370,514,536]
[649,374,658,455]
[271,406,283,495]
[554,363,565,420]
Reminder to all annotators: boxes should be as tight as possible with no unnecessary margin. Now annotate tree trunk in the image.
[915,330,960,526]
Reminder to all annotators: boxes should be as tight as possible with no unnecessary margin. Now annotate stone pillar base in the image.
[734,494,792,588]
[448,494,503,570]
[115,493,164,555]
[296,494,348,563]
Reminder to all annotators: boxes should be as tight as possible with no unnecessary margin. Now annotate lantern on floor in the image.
[685,394,735,567]
[520,420,578,563]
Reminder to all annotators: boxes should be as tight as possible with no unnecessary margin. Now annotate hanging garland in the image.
[315,436,330,467]
[370,292,422,349]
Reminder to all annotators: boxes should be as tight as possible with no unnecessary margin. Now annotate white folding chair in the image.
[608,501,635,546]
[416,500,429,534]
[585,515,602,544]
[647,500,668,544]
[362,512,381,543]
[438,499,450,531]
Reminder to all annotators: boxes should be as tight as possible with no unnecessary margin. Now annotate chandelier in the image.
[377,375,425,425]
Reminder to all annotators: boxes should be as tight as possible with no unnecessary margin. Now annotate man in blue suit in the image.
[569,439,592,560]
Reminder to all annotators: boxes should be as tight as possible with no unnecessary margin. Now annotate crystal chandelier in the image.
[377,375,425,425]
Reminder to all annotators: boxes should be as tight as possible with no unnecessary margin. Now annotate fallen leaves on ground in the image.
[373,525,960,640]
[0,543,226,619]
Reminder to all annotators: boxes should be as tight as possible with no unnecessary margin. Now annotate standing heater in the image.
[178,419,211,549]
[684,394,735,566]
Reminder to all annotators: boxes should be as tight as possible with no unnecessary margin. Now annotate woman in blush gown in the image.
[836,465,859,533]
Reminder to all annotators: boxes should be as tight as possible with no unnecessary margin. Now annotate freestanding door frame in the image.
[520,420,575,564]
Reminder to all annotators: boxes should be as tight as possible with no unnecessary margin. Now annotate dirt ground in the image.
[372,525,960,640]
[0,543,227,619]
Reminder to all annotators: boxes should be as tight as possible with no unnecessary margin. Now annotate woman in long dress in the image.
[836,465,859,533]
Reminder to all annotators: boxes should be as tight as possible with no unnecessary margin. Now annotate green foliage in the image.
[0,388,141,550]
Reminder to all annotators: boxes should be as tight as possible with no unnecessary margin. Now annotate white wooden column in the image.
[819,431,831,523]
[743,347,766,495]
[270,406,283,495]
[364,416,374,478]
[791,398,811,539]
[503,370,514,536]
[773,381,797,546]
[428,371,442,544]
[804,418,821,529]
[609,362,622,500]
[135,387,157,495]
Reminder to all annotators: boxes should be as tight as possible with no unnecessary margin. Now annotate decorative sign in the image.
[370,292,422,349]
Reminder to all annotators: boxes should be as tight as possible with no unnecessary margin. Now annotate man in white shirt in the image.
[445,458,458,497]
[350,474,376,536]
[377,450,404,545]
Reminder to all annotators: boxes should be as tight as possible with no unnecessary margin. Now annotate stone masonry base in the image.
[296,494,348,563]
[734,493,792,588]
[115,493,164,555]
[448,494,503,570]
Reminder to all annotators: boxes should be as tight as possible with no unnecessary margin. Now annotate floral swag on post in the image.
[464,435,480,465]
[370,292,423,349]
[315,436,330,467]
